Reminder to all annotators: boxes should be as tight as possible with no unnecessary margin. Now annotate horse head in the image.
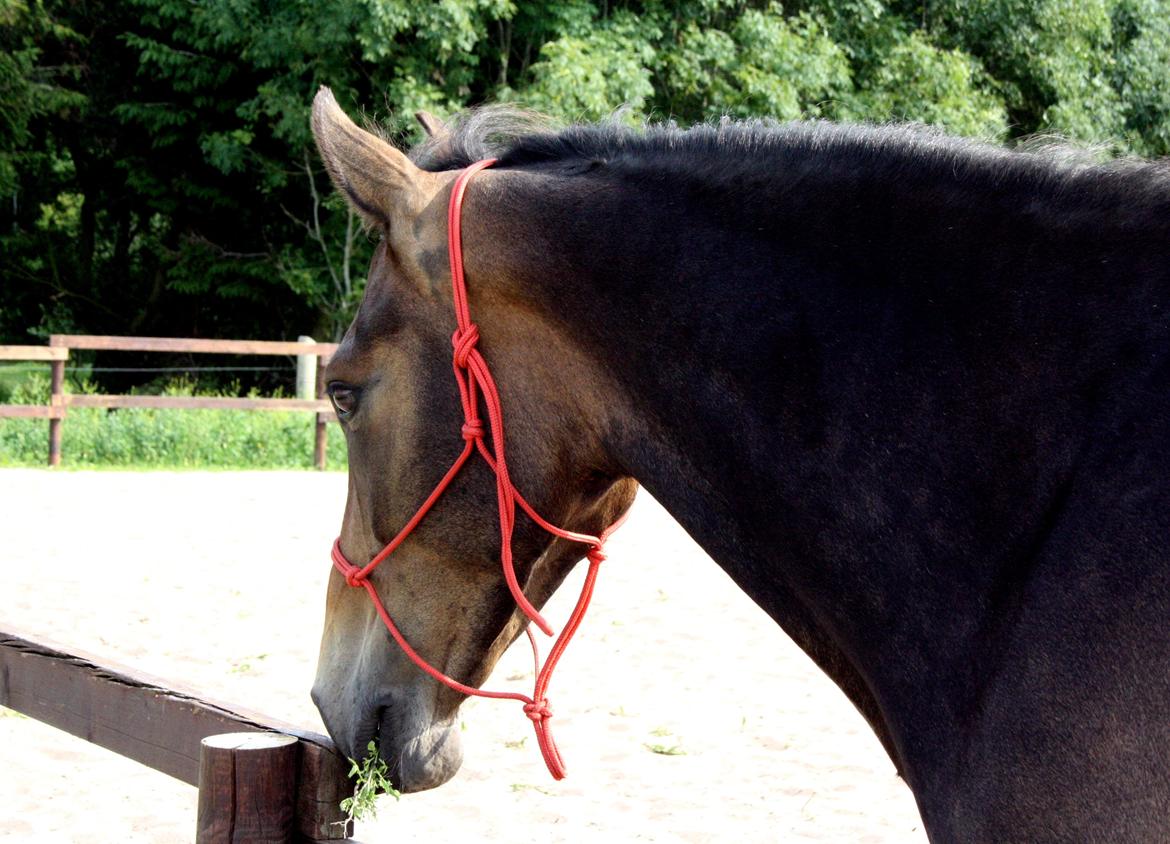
[308,88,636,792]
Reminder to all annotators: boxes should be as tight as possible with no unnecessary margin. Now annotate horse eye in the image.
[328,383,359,419]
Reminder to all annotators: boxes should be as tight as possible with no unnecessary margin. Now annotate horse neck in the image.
[489,155,1168,769]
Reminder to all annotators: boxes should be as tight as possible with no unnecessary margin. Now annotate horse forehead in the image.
[359,227,452,316]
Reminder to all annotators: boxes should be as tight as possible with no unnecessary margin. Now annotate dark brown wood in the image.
[314,364,329,471]
[0,345,68,361]
[50,334,338,357]
[66,395,333,412]
[0,629,353,840]
[0,404,65,419]
[297,738,354,841]
[197,732,299,844]
[48,356,65,467]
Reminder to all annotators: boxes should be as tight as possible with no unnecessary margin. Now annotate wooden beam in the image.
[0,404,64,419]
[0,346,68,361]
[66,395,333,412]
[50,335,338,357]
[0,629,354,841]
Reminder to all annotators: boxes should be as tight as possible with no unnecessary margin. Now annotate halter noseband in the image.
[330,158,623,780]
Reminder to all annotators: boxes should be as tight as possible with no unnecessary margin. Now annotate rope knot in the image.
[452,323,480,369]
[523,699,553,723]
[587,545,607,564]
[344,568,366,589]
[461,420,485,440]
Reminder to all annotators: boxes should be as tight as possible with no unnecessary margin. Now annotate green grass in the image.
[0,370,347,470]
[0,364,35,404]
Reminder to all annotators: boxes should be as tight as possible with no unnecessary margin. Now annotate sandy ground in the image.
[0,470,927,843]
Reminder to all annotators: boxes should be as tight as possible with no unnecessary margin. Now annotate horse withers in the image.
[309,87,1170,842]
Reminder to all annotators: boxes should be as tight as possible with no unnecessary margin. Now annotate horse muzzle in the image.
[376,701,464,793]
[312,680,464,794]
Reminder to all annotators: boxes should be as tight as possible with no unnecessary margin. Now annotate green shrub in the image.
[0,372,347,470]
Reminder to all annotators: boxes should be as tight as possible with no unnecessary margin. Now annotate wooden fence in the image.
[0,335,339,468]
[0,626,358,842]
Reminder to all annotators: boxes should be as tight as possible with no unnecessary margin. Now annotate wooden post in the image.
[314,363,328,471]
[48,337,66,467]
[300,336,328,471]
[296,336,317,400]
[197,732,299,844]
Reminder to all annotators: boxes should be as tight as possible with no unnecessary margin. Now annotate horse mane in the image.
[409,105,560,171]
[410,106,1170,214]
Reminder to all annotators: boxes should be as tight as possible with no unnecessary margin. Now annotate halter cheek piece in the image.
[330,159,625,780]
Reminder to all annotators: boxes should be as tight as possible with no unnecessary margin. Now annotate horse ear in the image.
[414,110,448,140]
[311,87,423,228]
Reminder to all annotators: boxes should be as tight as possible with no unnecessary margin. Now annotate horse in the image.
[308,86,1170,842]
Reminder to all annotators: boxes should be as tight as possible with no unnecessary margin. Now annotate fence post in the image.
[298,336,330,471]
[48,336,66,467]
[296,336,317,400]
[196,732,299,844]
[314,362,328,471]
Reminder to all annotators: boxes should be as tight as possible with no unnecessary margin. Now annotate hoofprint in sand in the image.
[0,470,925,843]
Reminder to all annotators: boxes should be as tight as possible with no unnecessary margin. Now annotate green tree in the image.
[3,0,1168,371]
[658,6,852,121]
[918,0,1170,153]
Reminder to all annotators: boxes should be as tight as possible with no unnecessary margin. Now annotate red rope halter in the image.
[331,158,624,779]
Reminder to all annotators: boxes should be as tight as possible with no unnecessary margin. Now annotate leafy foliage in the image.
[3,0,1168,384]
[340,740,400,825]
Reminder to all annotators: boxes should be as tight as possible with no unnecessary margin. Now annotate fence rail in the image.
[0,626,356,842]
[0,335,339,468]
[0,345,68,361]
[54,334,336,356]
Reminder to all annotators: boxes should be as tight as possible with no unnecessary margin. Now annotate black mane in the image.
[411,107,1170,215]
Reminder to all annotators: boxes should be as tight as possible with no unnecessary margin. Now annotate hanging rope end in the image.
[527,711,568,780]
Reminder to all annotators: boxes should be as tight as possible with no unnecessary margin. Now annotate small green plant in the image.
[228,653,267,674]
[339,741,400,826]
[644,742,687,756]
